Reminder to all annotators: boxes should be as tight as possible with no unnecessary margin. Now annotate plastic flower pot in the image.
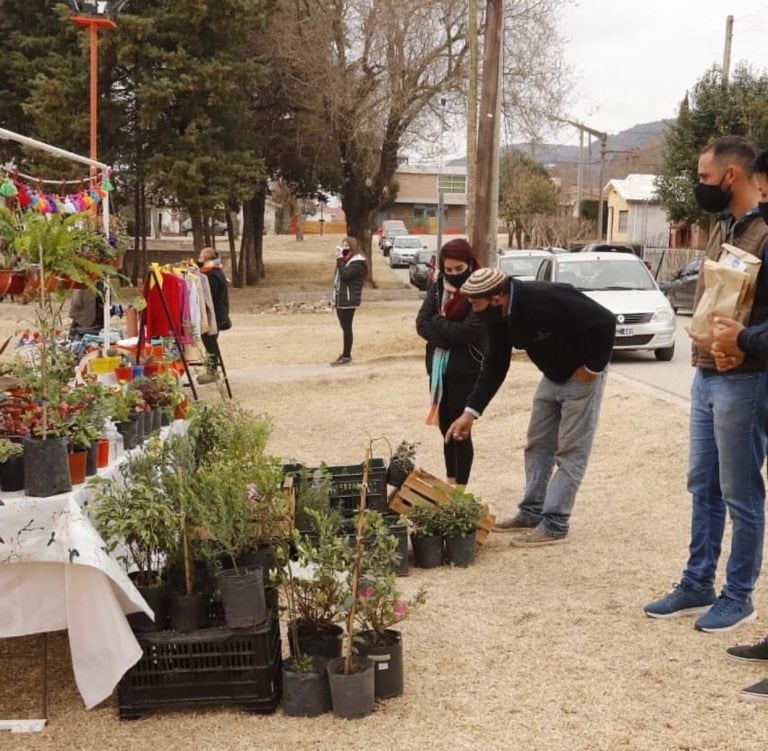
[282,659,332,717]
[68,448,88,485]
[326,656,375,720]
[23,436,71,497]
[412,534,443,569]
[91,356,121,375]
[356,630,404,699]
[444,530,477,567]
[216,568,268,629]
[114,365,134,383]
[0,455,25,492]
[96,438,110,468]
[168,591,209,632]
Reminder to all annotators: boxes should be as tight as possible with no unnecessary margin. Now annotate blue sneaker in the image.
[694,595,757,633]
[644,583,716,619]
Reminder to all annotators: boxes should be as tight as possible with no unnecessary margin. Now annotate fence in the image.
[644,246,704,281]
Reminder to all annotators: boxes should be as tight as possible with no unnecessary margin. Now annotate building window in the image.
[618,210,628,233]
[438,175,466,194]
[413,204,437,220]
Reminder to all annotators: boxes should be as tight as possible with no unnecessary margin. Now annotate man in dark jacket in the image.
[445,267,615,546]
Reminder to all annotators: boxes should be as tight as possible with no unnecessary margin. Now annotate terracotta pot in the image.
[114,365,134,383]
[174,397,189,420]
[0,268,13,297]
[7,271,26,295]
[68,448,88,485]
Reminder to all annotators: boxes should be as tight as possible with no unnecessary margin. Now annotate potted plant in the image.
[294,465,333,535]
[386,439,418,488]
[351,511,426,699]
[63,381,110,478]
[438,487,484,567]
[0,437,24,492]
[92,444,179,631]
[0,206,20,295]
[191,405,290,629]
[409,502,444,569]
[159,433,211,632]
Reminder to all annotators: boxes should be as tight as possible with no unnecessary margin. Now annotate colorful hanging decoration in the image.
[0,169,115,216]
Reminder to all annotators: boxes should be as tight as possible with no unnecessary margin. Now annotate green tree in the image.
[498,149,559,248]
[656,64,768,226]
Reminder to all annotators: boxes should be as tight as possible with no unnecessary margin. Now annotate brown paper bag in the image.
[690,244,762,333]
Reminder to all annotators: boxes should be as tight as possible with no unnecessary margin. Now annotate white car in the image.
[389,235,426,268]
[498,249,553,281]
[535,251,677,361]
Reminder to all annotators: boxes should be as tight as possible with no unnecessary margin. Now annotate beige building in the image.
[381,164,467,233]
[604,173,670,246]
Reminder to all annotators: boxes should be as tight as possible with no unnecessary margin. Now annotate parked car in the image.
[579,242,642,257]
[497,249,553,281]
[658,257,703,313]
[380,227,409,256]
[181,218,227,236]
[409,249,436,290]
[536,251,677,361]
[389,235,426,267]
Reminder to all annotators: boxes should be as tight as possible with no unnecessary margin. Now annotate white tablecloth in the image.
[0,429,189,709]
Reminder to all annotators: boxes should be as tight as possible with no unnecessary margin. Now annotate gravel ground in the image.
[2,236,768,750]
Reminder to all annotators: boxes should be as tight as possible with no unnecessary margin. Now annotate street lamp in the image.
[67,1,128,161]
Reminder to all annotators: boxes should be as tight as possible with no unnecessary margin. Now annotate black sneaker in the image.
[726,635,768,663]
[330,356,351,366]
[740,678,768,702]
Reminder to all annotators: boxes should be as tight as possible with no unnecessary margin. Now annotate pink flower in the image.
[358,587,374,600]
[393,599,408,617]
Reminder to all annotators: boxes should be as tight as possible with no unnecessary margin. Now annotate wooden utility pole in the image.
[722,15,734,87]
[465,0,479,241]
[472,0,504,268]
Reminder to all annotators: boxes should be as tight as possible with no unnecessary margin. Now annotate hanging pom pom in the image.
[0,178,18,197]
[63,196,77,214]
[101,177,114,192]
[18,185,32,208]
[47,195,59,214]
[89,188,101,204]
[76,192,88,211]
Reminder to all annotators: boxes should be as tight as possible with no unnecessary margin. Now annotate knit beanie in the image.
[460,267,508,298]
[439,238,477,271]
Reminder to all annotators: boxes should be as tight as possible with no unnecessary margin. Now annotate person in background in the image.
[446,267,614,547]
[197,247,230,384]
[68,282,104,338]
[331,236,366,366]
[644,136,768,634]
[416,238,485,485]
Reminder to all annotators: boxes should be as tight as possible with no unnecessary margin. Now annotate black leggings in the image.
[438,375,477,485]
[336,307,356,358]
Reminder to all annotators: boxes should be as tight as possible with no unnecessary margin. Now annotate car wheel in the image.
[654,344,675,362]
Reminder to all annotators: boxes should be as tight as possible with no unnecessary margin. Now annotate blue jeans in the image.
[517,371,607,537]
[682,369,768,602]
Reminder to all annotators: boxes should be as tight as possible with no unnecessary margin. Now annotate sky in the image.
[554,0,768,142]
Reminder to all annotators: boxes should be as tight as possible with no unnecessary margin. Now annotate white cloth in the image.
[0,426,190,709]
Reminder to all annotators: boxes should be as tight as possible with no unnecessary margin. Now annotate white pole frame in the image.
[0,127,113,353]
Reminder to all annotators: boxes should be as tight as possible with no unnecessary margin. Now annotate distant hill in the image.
[448,119,671,171]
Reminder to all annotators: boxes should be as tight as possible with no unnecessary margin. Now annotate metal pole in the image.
[437,98,446,253]
[89,22,99,161]
[597,136,606,241]
[574,130,584,219]
[723,15,734,87]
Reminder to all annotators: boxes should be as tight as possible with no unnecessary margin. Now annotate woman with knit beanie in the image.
[415,238,486,485]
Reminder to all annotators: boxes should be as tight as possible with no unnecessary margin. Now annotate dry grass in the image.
[3,235,768,750]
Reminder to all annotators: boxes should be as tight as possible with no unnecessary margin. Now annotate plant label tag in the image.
[378,662,389,671]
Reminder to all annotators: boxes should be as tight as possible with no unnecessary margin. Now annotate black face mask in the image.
[196,261,204,268]
[443,269,472,289]
[694,174,731,214]
[758,202,768,225]
[475,305,505,324]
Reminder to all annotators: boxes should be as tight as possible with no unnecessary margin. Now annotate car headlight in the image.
[651,305,675,323]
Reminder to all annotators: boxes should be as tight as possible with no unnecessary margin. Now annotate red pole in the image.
[89,21,99,161]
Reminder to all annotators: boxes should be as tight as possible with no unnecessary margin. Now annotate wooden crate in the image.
[388,468,494,546]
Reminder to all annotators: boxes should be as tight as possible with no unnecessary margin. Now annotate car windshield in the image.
[394,238,422,248]
[499,256,546,277]
[388,228,409,238]
[555,259,655,291]
[415,250,434,264]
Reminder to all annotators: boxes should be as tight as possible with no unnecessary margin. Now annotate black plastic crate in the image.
[324,458,388,514]
[118,616,282,719]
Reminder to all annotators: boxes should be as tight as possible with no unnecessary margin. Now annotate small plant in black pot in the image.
[0,437,24,492]
[409,502,444,569]
[386,439,418,488]
[438,487,484,567]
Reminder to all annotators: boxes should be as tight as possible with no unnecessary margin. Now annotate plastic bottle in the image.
[103,419,124,462]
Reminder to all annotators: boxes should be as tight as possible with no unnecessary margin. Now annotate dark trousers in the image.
[438,374,477,485]
[336,307,356,358]
[201,332,220,370]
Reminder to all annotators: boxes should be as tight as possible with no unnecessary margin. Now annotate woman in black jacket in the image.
[331,236,367,366]
[416,238,485,485]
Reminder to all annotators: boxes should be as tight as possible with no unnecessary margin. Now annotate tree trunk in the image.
[140,182,148,281]
[253,190,266,280]
[466,0,479,240]
[346,208,377,288]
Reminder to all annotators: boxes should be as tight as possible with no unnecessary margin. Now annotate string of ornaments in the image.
[0,172,114,214]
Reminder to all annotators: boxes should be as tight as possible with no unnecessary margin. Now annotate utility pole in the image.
[549,115,608,240]
[723,14,734,87]
[437,97,446,253]
[465,0,479,241]
[573,129,584,219]
[472,0,504,268]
